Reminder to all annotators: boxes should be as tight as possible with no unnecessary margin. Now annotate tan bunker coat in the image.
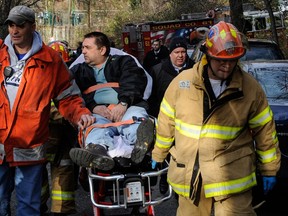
[152,60,280,201]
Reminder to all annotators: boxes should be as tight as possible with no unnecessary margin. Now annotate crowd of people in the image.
[0,5,281,216]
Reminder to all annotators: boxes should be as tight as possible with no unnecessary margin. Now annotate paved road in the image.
[12,174,178,216]
[68,182,288,216]
[54,179,288,216]
[40,173,178,216]
[11,172,288,216]
[69,183,178,216]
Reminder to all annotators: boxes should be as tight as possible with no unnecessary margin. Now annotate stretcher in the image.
[87,158,172,216]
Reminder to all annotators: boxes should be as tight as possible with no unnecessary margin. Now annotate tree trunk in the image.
[263,0,279,44]
[0,0,13,39]
[229,0,245,33]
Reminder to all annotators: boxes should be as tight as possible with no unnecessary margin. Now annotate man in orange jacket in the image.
[0,5,95,216]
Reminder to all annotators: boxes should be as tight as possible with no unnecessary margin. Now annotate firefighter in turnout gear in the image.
[49,41,70,63]
[152,21,281,215]
[41,42,78,215]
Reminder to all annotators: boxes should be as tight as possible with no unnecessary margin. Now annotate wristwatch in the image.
[120,102,128,107]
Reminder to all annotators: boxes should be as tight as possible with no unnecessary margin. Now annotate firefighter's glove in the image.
[151,159,157,169]
[262,176,276,195]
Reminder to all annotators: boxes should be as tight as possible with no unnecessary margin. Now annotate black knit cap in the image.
[169,36,187,53]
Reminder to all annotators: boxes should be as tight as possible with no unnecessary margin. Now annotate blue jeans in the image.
[85,106,148,150]
[0,161,43,216]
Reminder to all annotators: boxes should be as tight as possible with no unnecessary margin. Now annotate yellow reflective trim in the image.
[175,119,242,140]
[204,172,256,198]
[51,190,75,201]
[155,133,174,149]
[272,130,278,144]
[256,147,277,163]
[175,119,202,139]
[160,98,175,119]
[206,39,213,47]
[201,124,242,139]
[167,178,190,197]
[220,29,226,39]
[249,106,272,128]
[230,28,237,38]
[59,45,65,51]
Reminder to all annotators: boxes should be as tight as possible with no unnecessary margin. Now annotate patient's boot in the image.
[131,118,154,164]
[69,144,115,171]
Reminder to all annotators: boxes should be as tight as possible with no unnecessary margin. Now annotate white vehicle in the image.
[243,10,285,32]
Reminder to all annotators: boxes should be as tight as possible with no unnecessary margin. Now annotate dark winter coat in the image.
[70,55,148,112]
[148,57,194,117]
[143,46,169,72]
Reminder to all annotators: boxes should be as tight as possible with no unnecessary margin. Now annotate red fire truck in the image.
[122,17,214,63]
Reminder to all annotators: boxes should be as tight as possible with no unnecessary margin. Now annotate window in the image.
[255,17,266,30]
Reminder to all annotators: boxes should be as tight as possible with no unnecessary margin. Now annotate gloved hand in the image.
[151,159,157,169]
[262,176,276,195]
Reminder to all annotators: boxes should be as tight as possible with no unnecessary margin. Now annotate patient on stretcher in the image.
[68,31,154,171]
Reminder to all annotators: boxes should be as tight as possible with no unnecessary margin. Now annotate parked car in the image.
[240,60,288,214]
[240,60,288,180]
[240,38,285,61]
[240,60,288,178]
[190,38,285,63]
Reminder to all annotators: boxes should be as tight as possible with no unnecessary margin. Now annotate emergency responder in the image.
[152,21,280,215]
[48,40,76,67]
[0,6,95,216]
[49,41,70,61]
[40,41,79,215]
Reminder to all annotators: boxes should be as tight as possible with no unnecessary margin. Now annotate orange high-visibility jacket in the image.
[0,43,91,166]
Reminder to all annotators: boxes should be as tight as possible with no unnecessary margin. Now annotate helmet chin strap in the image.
[207,61,217,78]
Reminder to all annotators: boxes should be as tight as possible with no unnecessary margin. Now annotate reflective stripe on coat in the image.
[152,59,280,200]
[0,44,91,166]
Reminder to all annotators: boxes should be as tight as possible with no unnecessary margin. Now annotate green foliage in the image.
[130,0,141,10]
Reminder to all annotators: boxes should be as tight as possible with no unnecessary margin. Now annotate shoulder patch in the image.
[179,80,190,89]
